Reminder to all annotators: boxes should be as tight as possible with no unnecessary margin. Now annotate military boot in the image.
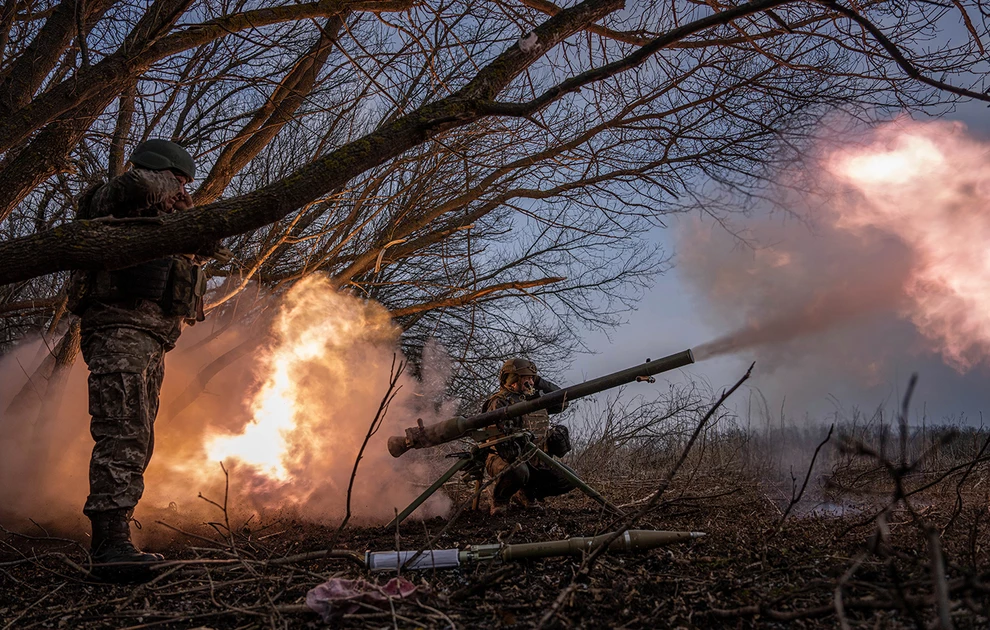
[510,489,531,509]
[89,509,164,582]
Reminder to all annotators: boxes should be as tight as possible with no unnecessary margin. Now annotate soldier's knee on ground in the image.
[526,468,575,501]
[493,462,532,504]
[506,462,530,487]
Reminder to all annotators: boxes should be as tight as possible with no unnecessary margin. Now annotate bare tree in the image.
[0,0,987,396]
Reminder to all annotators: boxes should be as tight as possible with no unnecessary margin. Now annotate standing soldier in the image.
[483,358,574,515]
[68,140,227,581]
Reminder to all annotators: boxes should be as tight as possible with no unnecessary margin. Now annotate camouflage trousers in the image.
[486,453,574,505]
[81,326,166,516]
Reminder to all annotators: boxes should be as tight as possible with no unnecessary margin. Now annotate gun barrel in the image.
[388,348,695,457]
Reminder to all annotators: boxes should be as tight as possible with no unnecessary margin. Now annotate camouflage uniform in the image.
[71,168,207,517]
[483,378,574,506]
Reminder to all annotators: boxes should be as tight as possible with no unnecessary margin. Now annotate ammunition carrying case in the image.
[546,424,571,457]
[163,257,206,320]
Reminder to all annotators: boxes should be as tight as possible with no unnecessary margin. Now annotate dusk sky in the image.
[565,98,990,427]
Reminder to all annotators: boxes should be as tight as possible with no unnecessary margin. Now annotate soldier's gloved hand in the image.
[172,188,194,212]
[495,417,516,434]
[212,247,234,264]
[495,439,522,463]
[167,172,195,211]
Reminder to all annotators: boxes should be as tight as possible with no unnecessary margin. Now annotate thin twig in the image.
[776,423,835,531]
[2,582,66,630]
[537,362,754,629]
[329,354,405,550]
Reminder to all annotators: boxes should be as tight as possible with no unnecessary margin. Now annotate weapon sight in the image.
[388,348,695,458]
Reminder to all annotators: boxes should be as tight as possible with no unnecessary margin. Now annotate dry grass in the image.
[3,382,990,628]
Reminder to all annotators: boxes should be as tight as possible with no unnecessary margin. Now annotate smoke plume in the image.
[0,276,453,537]
[683,118,990,414]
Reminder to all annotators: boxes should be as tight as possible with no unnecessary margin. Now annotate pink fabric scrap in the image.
[305,576,423,621]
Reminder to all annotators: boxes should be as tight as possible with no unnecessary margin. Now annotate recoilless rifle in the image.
[385,349,695,528]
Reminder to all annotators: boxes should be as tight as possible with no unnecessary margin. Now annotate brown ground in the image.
[2,471,988,629]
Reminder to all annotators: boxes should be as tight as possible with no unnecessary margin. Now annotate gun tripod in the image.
[386,431,625,530]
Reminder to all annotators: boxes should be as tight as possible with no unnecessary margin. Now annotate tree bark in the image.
[0,0,626,284]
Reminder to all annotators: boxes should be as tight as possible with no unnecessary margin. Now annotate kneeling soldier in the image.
[483,358,574,515]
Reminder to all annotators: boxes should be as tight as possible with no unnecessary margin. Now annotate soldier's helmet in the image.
[499,358,538,387]
[129,139,196,180]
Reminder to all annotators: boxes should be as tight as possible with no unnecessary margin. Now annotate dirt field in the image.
[2,466,989,629]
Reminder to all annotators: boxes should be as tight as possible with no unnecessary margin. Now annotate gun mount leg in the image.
[387,457,472,530]
[531,446,625,516]
[471,479,482,511]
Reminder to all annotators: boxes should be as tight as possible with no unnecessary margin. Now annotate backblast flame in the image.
[204,276,400,481]
[139,275,452,524]
[0,271,455,531]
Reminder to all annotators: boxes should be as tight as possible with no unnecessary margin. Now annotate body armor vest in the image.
[484,390,552,466]
[484,390,551,444]
[68,258,204,320]
[67,185,205,320]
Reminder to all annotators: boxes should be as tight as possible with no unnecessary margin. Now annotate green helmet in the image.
[499,358,538,387]
[129,139,196,179]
